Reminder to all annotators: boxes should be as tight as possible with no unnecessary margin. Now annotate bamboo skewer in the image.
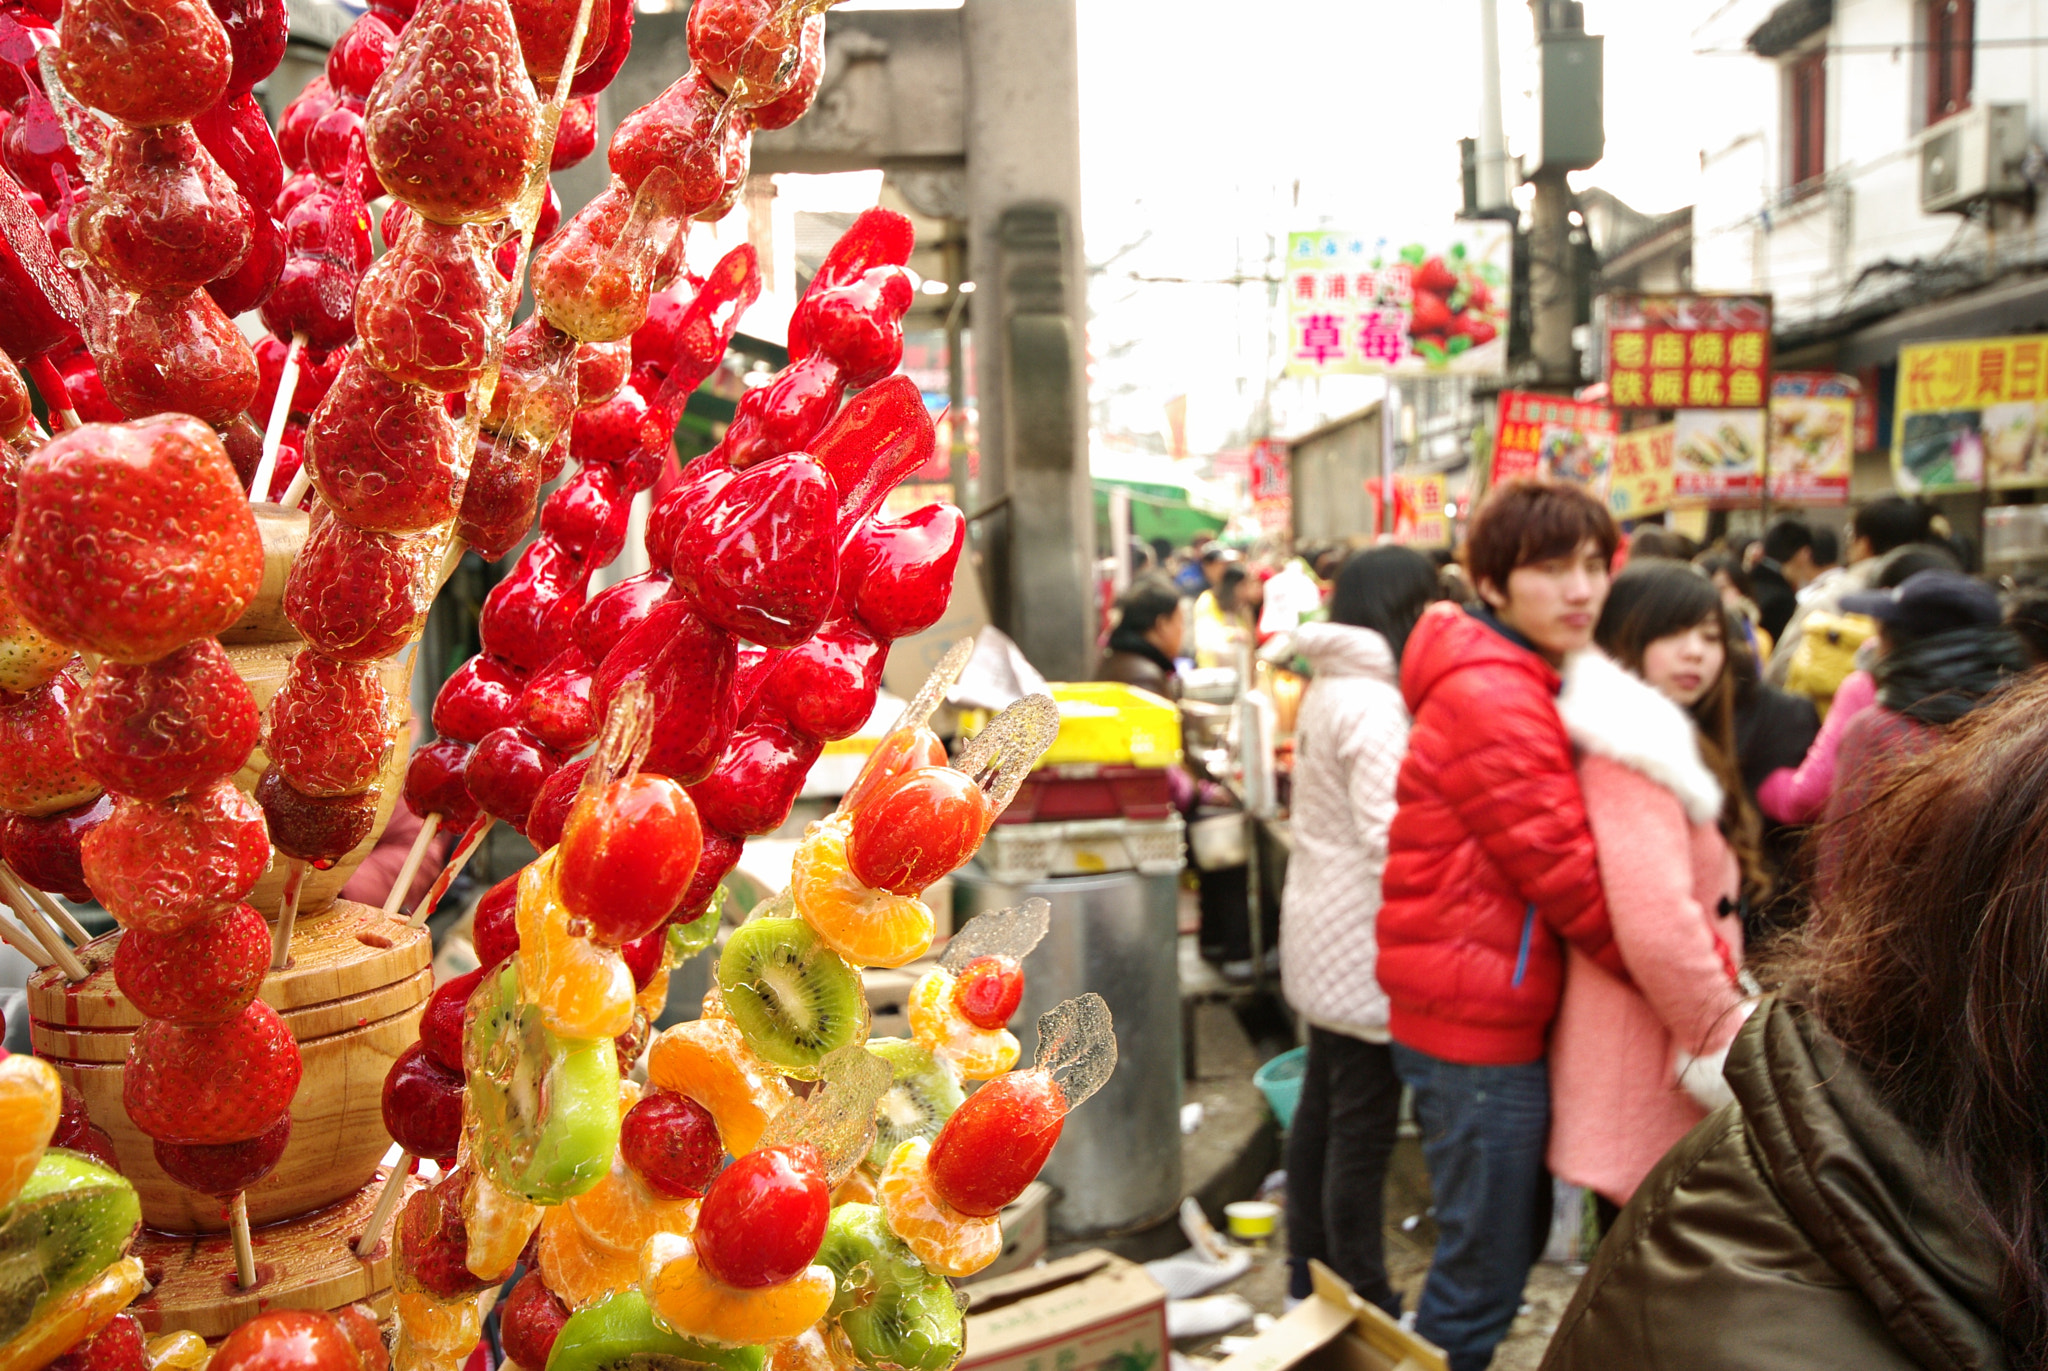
[3,863,90,947]
[353,1153,413,1258]
[279,464,312,510]
[251,331,306,502]
[0,914,51,967]
[271,859,308,971]
[405,813,491,929]
[230,1191,258,1288]
[381,813,441,918]
[0,867,86,980]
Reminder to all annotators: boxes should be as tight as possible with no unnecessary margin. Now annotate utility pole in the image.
[1525,0,1603,391]
[1476,0,1511,212]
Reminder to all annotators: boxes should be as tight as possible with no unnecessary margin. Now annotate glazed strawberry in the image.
[252,335,343,423]
[416,967,482,1072]
[257,765,379,867]
[6,416,262,662]
[355,219,506,392]
[72,639,261,800]
[672,451,838,649]
[572,570,671,663]
[326,11,396,97]
[551,94,599,170]
[264,652,393,798]
[56,0,231,126]
[80,781,271,934]
[194,93,287,214]
[283,516,435,661]
[47,1312,145,1371]
[0,670,101,816]
[395,1167,493,1296]
[521,755,586,849]
[531,187,673,343]
[153,1113,290,1197]
[302,352,463,532]
[363,0,543,225]
[607,71,746,216]
[538,463,628,564]
[690,717,821,838]
[686,0,805,102]
[483,316,579,446]
[208,0,288,95]
[758,619,885,742]
[477,541,589,673]
[619,1090,722,1198]
[92,283,261,427]
[499,1272,569,1370]
[469,873,520,970]
[747,14,822,130]
[73,124,252,294]
[1,795,109,902]
[124,998,301,1144]
[575,339,629,408]
[566,0,631,96]
[557,772,702,944]
[508,0,610,89]
[113,903,270,1021]
[402,739,480,829]
[455,433,546,560]
[839,504,966,641]
[516,645,597,753]
[431,654,529,745]
[463,726,559,827]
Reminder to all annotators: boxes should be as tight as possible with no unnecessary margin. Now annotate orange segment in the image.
[645,1017,793,1156]
[875,1140,1002,1278]
[0,1257,144,1371]
[518,855,636,1041]
[830,1169,876,1207]
[767,1326,856,1371]
[908,972,1020,1082]
[639,1233,834,1347]
[537,1206,641,1309]
[791,818,934,969]
[462,1168,543,1282]
[144,1331,210,1371]
[0,1055,61,1208]
[394,1289,486,1351]
[636,965,672,1018]
[567,1153,699,1253]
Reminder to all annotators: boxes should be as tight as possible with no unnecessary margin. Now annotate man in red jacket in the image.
[1377,479,1621,1371]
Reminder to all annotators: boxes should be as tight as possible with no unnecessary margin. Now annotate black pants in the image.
[1285,1027,1403,1315]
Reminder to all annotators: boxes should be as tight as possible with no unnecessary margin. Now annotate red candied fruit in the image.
[557,774,702,946]
[113,904,271,1022]
[72,639,261,801]
[256,764,380,867]
[81,782,270,935]
[382,1041,464,1162]
[403,739,481,830]
[153,1113,291,1197]
[952,956,1024,1031]
[926,1070,1065,1217]
[619,1090,722,1199]
[845,767,989,895]
[694,1143,828,1288]
[124,1000,302,1145]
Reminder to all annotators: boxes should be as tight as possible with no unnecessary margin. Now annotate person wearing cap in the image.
[1817,570,2024,893]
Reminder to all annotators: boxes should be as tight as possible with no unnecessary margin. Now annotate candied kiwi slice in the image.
[0,1150,142,1344]
[544,1289,765,1371]
[816,1204,965,1371]
[716,917,868,1080]
[863,1039,964,1175]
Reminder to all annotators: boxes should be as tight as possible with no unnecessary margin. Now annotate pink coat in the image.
[1755,668,1877,824]
[1548,651,1750,1206]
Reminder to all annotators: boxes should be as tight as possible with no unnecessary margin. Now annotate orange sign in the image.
[1604,294,1773,411]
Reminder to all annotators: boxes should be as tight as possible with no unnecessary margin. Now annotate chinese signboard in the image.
[1604,295,1773,411]
[1673,409,1766,501]
[1285,224,1511,378]
[1768,372,1856,504]
[1609,424,1674,519]
[1392,473,1449,547]
[1248,439,1290,534]
[1894,334,2048,492]
[1493,391,1617,487]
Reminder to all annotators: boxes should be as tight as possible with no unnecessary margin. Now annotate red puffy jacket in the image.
[1378,603,1619,1065]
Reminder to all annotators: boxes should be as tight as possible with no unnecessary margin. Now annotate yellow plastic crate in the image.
[1033,682,1183,769]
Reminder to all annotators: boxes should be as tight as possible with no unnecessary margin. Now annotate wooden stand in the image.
[129,1165,426,1339]
[28,902,432,1233]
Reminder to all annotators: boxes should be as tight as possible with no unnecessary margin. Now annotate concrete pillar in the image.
[964,0,1093,683]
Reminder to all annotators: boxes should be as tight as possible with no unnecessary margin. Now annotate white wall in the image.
[1691,0,2048,329]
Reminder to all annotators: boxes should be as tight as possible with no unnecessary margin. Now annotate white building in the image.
[1692,0,2048,400]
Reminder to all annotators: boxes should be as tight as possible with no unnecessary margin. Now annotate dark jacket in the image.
[1098,628,1181,701]
[1376,603,1618,1066]
[1542,997,2011,1370]
[1750,561,1799,642]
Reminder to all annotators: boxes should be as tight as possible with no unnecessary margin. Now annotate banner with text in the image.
[1609,425,1674,520]
[1605,294,1772,411]
[1392,473,1449,547]
[1674,409,1766,501]
[1493,391,1617,489]
[1894,334,2048,492]
[1285,225,1511,378]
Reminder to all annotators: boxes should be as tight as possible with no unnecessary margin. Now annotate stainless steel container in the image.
[953,864,1184,1238]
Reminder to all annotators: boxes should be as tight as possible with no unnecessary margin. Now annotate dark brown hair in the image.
[1795,675,2048,1362]
[1463,478,1618,596]
[1594,560,1771,903]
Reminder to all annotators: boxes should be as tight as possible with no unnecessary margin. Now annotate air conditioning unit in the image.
[1920,103,2031,213]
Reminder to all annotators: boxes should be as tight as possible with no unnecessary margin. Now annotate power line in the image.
[1696,36,2048,56]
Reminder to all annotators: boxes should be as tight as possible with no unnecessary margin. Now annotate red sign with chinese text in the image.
[1493,391,1617,484]
[1604,294,1773,411]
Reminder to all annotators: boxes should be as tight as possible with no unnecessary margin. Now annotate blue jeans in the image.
[1390,1045,1551,1371]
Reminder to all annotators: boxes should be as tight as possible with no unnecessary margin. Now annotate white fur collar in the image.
[1556,650,1724,825]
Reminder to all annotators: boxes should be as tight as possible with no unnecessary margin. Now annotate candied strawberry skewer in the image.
[7,415,289,1287]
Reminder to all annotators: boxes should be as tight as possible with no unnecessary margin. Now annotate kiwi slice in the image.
[816,1204,965,1371]
[716,918,867,1079]
[545,1289,764,1371]
[0,1149,142,1344]
[466,959,621,1204]
[864,1040,964,1175]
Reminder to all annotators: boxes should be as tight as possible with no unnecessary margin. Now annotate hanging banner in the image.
[1608,424,1674,519]
[1284,224,1511,378]
[1493,391,1616,487]
[1894,334,2048,492]
[1248,439,1290,534]
[1392,473,1449,547]
[1674,409,1766,501]
[1604,294,1772,410]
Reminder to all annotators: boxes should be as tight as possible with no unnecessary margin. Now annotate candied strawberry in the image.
[114,904,270,1022]
[81,782,271,935]
[264,651,394,798]
[0,670,101,816]
[124,999,302,1145]
[256,765,379,867]
[73,640,261,800]
[154,1113,290,1196]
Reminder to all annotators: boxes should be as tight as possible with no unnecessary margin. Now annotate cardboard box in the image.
[1214,1262,1445,1371]
[964,1180,1050,1284]
[960,1251,1168,1371]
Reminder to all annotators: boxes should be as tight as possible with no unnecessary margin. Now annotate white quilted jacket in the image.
[1278,622,1408,1041]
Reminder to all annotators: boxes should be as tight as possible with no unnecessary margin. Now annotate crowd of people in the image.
[1102,482,2048,1370]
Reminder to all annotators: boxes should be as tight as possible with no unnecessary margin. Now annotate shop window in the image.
[1928,0,1973,125]
[1790,48,1826,190]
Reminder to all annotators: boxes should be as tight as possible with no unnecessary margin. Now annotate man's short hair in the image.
[1810,526,1840,567]
[1115,574,1183,636]
[1853,497,1934,558]
[1464,479,1618,594]
[1761,517,1815,565]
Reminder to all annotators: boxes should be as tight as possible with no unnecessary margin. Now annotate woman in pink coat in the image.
[1550,560,1766,1233]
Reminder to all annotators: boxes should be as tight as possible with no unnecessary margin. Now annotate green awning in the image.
[1093,477,1228,549]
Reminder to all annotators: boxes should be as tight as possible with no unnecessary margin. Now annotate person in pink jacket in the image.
[1550,560,1765,1234]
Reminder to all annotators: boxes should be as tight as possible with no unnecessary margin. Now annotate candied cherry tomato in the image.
[556,774,703,945]
[952,956,1024,1031]
[845,767,988,896]
[926,1071,1064,1217]
[694,1143,828,1288]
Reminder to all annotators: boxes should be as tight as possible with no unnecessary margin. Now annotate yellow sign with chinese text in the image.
[1893,335,2048,491]
[1608,425,1674,519]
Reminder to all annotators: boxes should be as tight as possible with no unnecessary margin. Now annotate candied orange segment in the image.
[907,971,1020,1081]
[830,1168,876,1207]
[791,818,935,969]
[567,1153,699,1253]
[767,1326,856,1371]
[462,1167,542,1282]
[537,1207,641,1309]
[0,1256,144,1371]
[636,964,672,1018]
[639,1233,834,1347]
[518,855,636,1041]
[645,1017,793,1156]
[394,1288,485,1351]
[143,1331,210,1371]
[0,1054,61,1208]
[875,1139,1002,1278]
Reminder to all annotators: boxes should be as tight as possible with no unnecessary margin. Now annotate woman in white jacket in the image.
[1279,546,1442,1315]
